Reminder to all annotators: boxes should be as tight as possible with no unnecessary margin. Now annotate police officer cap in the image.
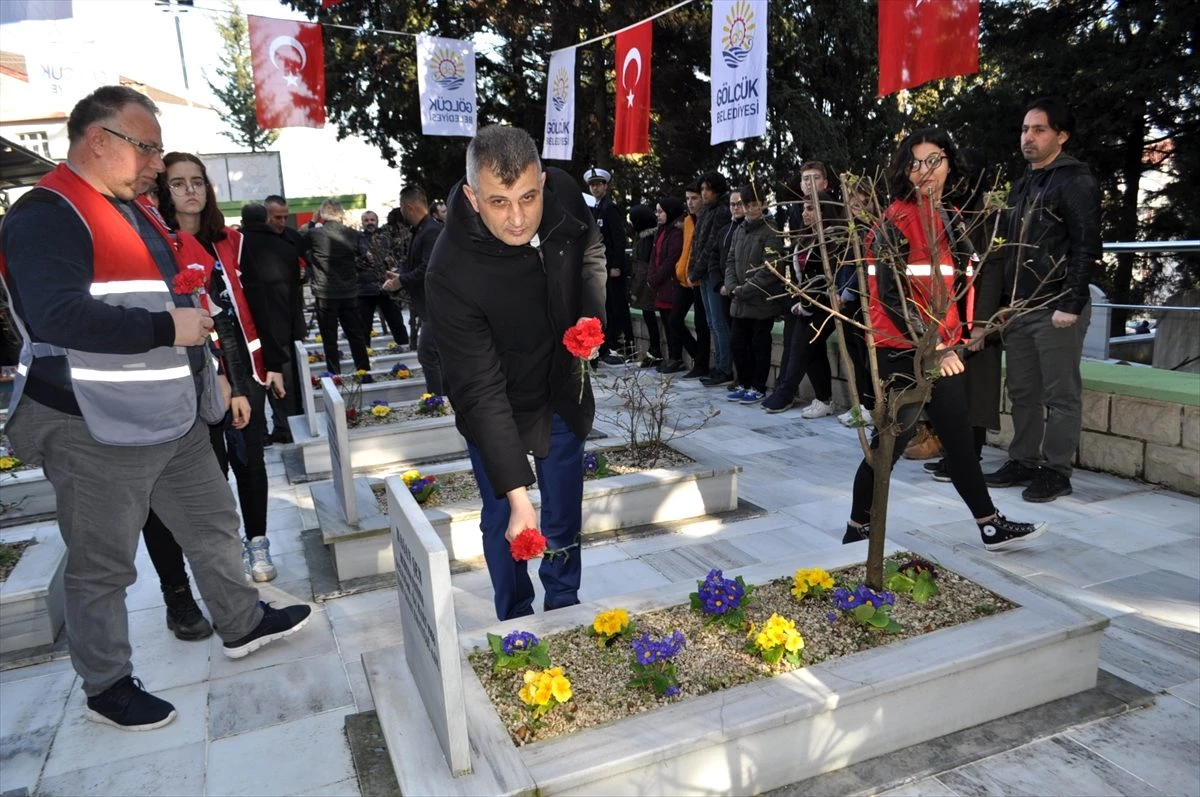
[584,167,611,184]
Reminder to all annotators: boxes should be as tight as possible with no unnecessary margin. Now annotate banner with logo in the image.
[248,15,326,129]
[710,0,767,145]
[23,38,118,108]
[541,48,575,161]
[613,21,652,156]
[417,34,477,138]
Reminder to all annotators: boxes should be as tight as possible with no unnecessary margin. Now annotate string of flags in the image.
[2,0,980,159]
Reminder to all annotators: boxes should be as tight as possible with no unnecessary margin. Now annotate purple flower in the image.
[371,400,389,407]
[663,685,681,698]
[696,569,744,616]
[631,630,686,664]
[583,452,598,474]
[501,630,539,656]
[826,611,838,624]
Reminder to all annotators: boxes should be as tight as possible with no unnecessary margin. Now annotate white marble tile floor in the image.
[1,377,1197,797]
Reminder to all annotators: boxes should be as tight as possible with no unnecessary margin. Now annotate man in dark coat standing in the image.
[303,199,371,374]
[426,125,606,621]
[385,185,443,395]
[239,203,305,443]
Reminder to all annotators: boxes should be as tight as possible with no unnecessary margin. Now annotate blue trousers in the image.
[467,414,585,620]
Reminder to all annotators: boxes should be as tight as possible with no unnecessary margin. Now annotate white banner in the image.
[23,37,118,109]
[710,0,767,145]
[417,34,477,138]
[541,48,576,161]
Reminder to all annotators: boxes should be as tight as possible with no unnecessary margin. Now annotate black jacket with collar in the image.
[425,166,607,497]
[1003,153,1101,315]
[239,220,305,370]
[397,213,442,317]
[592,193,627,276]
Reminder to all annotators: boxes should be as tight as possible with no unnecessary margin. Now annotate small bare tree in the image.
[761,170,1048,589]
[596,368,719,468]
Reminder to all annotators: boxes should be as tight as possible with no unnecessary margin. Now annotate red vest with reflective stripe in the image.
[865,200,964,349]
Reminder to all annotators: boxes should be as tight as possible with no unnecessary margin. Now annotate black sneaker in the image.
[761,391,796,414]
[1023,467,1073,503]
[699,370,734,388]
[657,359,685,374]
[222,601,312,660]
[979,512,1049,551]
[86,676,177,731]
[842,522,870,544]
[600,352,628,366]
[927,459,952,483]
[163,584,213,641]
[682,366,710,380]
[639,354,662,369]
[922,459,944,474]
[983,459,1036,488]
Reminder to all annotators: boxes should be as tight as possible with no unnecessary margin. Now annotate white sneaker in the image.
[245,537,278,583]
[799,398,835,419]
[838,404,871,427]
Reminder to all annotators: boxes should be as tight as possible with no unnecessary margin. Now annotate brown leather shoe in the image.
[903,426,943,460]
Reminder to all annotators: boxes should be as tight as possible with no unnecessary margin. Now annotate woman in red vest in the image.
[843,128,1047,553]
[140,153,281,640]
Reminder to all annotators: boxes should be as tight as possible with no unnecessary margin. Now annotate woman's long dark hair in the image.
[156,152,227,244]
[884,127,963,203]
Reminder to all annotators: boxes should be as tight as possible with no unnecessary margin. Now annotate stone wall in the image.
[629,314,1200,495]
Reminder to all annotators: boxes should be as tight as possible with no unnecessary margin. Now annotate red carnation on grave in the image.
[510,528,548,561]
[172,268,207,297]
[562,317,604,359]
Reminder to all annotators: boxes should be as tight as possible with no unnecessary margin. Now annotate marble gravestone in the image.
[297,340,320,437]
[387,476,471,776]
[321,377,357,525]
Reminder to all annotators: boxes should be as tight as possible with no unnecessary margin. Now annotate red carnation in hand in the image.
[562,317,604,359]
[510,528,547,561]
[172,268,207,297]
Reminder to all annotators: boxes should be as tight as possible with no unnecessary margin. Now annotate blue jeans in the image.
[701,272,732,373]
[467,414,585,620]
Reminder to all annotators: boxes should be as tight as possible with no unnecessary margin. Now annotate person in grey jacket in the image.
[304,199,371,374]
[724,183,786,403]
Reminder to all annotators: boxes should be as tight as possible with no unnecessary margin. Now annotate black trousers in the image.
[842,304,875,409]
[775,311,833,402]
[730,316,774,392]
[601,275,634,354]
[668,286,709,366]
[850,349,995,525]
[266,356,301,435]
[358,293,409,346]
[315,297,371,372]
[143,381,270,588]
[642,308,666,358]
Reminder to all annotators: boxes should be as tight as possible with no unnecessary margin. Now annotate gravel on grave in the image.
[370,443,695,513]
[467,557,1015,747]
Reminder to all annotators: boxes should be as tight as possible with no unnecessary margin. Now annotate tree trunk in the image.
[865,432,896,590]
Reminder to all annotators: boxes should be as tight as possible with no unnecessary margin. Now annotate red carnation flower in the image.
[562,317,604,359]
[172,268,207,296]
[510,527,547,561]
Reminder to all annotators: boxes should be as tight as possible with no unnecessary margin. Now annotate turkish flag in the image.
[249,15,326,129]
[320,0,345,7]
[878,0,980,97]
[613,21,652,156]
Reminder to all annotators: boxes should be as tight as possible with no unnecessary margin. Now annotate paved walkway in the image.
[1,369,1197,796]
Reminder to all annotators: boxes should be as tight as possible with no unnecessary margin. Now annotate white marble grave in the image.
[365,531,1108,796]
[0,525,66,657]
[0,468,56,528]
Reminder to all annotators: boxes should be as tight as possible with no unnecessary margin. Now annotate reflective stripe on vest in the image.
[865,263,955,277]
[90,280,171,296]
[71,365,192,382]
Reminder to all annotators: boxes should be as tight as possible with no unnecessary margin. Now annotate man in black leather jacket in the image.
[303,199,371,374]
[986,97,1101,503]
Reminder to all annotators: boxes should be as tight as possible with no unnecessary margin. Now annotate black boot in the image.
[163,583,213,641]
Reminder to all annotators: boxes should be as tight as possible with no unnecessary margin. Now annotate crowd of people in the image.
[0,83,1101,730]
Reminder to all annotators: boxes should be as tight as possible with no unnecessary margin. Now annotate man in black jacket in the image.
[691,171,734,387]
[584,167,634,365]
[385,185,442,394]
[304,199,371,374]
[426,125,606,621]
[986,97,1101,503]
[240,203,305,442]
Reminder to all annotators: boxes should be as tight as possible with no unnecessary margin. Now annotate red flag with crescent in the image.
[613,21,652,155]
[877,0,980,97]
[249,15,326,129]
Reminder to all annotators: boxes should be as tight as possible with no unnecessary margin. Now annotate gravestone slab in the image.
[321,377,356,525]
[386,475,471,775]
[297,340,319,437]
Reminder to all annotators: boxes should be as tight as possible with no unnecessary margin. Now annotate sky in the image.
[2,0,405,211]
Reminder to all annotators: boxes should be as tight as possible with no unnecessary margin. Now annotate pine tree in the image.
[205,0,278,152]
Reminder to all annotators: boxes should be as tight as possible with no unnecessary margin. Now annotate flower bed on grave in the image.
[468,555,1014,746]
[311,362,419,391]
[0,435,34,476]
[369,443,698,513]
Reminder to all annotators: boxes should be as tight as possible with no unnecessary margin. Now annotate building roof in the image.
[0,135,56,189]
